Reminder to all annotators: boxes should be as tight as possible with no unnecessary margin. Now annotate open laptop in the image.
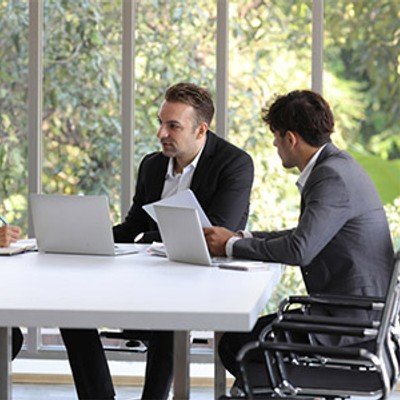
[154,205,269,271]
[154,205,213,266]
[30,194,138,256]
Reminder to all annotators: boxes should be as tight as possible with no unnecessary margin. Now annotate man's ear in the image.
[196,122,208,139]
[286,130,299,148]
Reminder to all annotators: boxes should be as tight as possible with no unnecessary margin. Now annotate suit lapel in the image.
[190,131,217,194]
[301,143,341,193]
[300,142,340,216]
[147,155,169,202]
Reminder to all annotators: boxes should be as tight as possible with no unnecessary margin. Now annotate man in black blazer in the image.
[60,82,254,400]
[0,224,24,359]
[205,90,394,383]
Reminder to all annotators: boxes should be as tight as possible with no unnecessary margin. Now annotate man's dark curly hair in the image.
[261,90,334,147]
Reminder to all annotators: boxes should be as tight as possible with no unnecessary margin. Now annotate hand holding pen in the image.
[0,216,21,247]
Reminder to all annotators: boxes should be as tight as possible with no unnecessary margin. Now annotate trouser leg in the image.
[218,314,278,379]
[141,330,174,400]
[11,328,23,360]
[60,328,115,400]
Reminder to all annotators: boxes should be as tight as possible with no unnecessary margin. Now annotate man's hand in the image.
[203,227,236,256]
[0,225,21,247]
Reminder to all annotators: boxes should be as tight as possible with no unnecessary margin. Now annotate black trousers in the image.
[12,327,23,360]
[60,328,174,400]
[218,313,279,380]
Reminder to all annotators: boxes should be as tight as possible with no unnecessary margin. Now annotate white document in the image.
[0,238,37,256]
[143,189,212,228]
[147,242,167,257]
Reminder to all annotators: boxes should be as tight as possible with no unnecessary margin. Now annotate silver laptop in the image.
[30,194,138,256]
[154,205,212,266]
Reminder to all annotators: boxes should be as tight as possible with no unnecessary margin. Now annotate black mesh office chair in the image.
[220,251,400,399]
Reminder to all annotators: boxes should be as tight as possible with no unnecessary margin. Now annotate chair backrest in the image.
[375,251,400,391]
[376,251,400,353]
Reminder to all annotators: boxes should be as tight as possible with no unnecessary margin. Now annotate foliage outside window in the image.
[134,0,216,166]
[43,0,122,222]
[0,1,28,229]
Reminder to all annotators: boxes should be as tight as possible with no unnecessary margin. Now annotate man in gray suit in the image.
[205,89,394,380]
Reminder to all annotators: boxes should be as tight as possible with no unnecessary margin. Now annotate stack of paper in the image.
[0,238,37,256]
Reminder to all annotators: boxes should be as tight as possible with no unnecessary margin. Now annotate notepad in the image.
[0,239,37,256]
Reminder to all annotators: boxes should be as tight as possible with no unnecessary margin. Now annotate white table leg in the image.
[173,331,190,400]
[214,332,226,399]
[0,327,11,400]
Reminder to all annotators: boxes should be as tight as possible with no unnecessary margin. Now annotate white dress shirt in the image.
[225,144,327,257]
[295,144,327,193]
[160,147,204,199]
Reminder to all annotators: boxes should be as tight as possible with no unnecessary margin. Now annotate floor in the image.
[10,359,400,399]
[11,384,400,400]
[13,383,212,400]
[11,359,221,399]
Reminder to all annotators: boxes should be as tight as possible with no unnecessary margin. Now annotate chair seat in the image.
[219,395,317,399]
[287,364,381,393]
[246,361,382,396]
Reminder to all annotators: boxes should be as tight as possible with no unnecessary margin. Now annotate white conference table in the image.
[0,245,282,399]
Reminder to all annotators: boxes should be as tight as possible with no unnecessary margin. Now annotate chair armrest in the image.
[236,339,377,365]
[280,294,384,313]
[272,320,378,338]
[281,313,380,329]
[312,293,385,302]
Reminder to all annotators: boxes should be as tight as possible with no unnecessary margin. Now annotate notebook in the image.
[30,194,138,256]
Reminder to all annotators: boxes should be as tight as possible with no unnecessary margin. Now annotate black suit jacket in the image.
[113,131,254,243]
[233,143,394,345]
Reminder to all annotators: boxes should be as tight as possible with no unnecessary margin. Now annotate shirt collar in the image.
[165,146,204,179]
[296,144,327,192]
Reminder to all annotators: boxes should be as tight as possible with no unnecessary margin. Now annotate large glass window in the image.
[229,0,313,310]
[324,0,400,249]
[43,0,122,221]
[0,1,29,231]
[134,0,216,170]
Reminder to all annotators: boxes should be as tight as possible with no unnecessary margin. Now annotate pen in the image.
[0,215,8,225]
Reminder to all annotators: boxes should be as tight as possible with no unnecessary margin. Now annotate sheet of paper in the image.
[0,238,37,256]
[143,189,212,228]
[147,242,167,257]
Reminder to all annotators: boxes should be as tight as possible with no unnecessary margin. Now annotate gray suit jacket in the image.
[233,143,394,345]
